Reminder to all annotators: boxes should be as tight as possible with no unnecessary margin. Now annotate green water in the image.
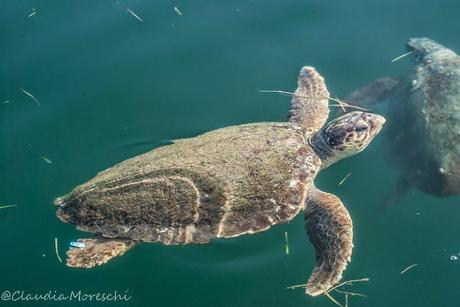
[2,1,460,306]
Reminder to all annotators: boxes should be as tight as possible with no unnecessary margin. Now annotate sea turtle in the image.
[54,66,385,296]
[347,38,460,207]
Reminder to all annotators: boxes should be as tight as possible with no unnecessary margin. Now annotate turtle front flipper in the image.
[378,176,411,211]
[288,66,330,132]
[66,237,137,268]
[304,187,353,296]
[346,77,401,109]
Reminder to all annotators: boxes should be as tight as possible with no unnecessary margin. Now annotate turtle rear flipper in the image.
[66,237,137,268]
[346,77,401,109]
[304,187,353,296]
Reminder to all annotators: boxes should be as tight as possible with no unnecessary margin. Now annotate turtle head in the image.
[407,38,456,63]
[311,111,385,169]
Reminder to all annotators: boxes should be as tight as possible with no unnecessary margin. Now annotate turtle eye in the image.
[355,124,368,132]
[412,50,423,62]
[327,137,336,146]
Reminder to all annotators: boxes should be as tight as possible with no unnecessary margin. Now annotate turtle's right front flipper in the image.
[66,237,137,268]
[304,188,353,296]
[346,77,401,109]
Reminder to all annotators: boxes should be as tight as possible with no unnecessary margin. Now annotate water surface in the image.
[2,1,460,306]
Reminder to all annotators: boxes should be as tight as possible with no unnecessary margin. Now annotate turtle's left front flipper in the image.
[66,237,137,268]
[304,188,353,296]
[288,66,330,132]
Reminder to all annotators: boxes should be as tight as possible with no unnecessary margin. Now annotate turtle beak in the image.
[54,195,69,207]
[368,114,386,136]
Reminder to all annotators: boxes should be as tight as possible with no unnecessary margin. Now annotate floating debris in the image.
[335,289,366,298]
[323,289,367,307]
[20,87,40,106]
[450,255,458,261]
[284,231,289,255]
[286,277,369,291]
[0,204,17,210]
[400,263,419,275]
[27,8,37,18]
[324,278,369,307]
[127,8,143,23]
[286,283,306,290]
[391,51,414,63]
[334,289,366,307]
[333,95,347,112]
[259,90,369,111]
[55,237,63,263]
[326,278,370,294]
[2,100,10,104]
[173,6,183,16]
[287,278,369,307]
[324,291,343,307]
[40,156,52,164]
[339,173,352,186]
[70,241,86,248]
[415,212,422,216]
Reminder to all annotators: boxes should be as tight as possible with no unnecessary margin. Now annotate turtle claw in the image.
[53,195,69,208]
[66,237,137,268]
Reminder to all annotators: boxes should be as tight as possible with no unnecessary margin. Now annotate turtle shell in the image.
[56,122,321,244]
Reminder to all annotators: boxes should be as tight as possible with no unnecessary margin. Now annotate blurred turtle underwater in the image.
[348,38,460,210]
